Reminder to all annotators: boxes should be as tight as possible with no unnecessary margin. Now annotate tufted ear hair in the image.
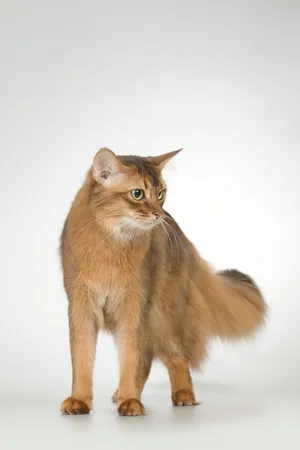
[148,148,182,170]
[92,148,126,188]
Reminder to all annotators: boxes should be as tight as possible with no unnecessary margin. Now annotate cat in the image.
[60,148,267,416]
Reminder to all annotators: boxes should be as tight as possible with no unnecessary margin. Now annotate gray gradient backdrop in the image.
[0,1,299,448]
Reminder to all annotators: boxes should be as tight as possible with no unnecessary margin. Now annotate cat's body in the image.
[60,148,267,416]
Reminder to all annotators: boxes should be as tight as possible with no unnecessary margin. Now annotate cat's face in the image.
[91,148,181,235]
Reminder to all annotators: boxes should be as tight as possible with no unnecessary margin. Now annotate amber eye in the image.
[158,190,165,201]
[131,189,144,200]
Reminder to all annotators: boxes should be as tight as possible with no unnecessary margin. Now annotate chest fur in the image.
[85,260,145,331]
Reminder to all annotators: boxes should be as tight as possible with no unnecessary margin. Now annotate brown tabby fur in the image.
[60,148,267,416]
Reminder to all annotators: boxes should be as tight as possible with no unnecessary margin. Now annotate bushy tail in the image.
[198,264,267,340]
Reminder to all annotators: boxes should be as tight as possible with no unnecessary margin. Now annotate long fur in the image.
[60,148,267,416]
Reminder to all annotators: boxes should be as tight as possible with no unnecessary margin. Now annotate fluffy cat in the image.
[60,148,266,416]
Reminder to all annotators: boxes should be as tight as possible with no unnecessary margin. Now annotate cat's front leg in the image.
[112,344,153,404]
[111,343,153,403]
[116,289,145,416]
[60,282,98,415]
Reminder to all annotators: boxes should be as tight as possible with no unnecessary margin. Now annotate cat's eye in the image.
[158,190,165,201]
[131,189,144,201]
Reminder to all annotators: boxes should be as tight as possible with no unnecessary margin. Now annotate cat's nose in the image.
[152,212,160,220]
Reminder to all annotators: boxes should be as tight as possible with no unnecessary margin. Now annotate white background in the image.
[1,1,299,449]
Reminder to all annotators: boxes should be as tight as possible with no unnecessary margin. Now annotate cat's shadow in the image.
[141,379,268,425]
[148,379,233,393]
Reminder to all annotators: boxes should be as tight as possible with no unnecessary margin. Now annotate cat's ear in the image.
[92,148,126,188]
[148,148,182,171]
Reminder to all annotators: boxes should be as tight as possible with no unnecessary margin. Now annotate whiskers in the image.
[62,210,181,274]
[62,219,141,274]
[160,215,182,263]
[61,212,121,268]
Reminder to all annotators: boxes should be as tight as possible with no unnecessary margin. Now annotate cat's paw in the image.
[118,398,145,416]
[111,388,119,404]
[60,397,91,415]
[172,389,198,406]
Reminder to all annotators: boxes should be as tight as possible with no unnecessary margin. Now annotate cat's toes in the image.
[118,398,145,416]
[111,389,119,404]
[172,389,198,406]
[60,397,91,415]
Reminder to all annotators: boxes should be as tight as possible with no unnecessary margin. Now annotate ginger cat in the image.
[60,148,266,416]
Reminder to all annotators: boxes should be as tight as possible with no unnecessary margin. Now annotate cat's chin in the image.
[121,216,159,233]
[134,221,156,231]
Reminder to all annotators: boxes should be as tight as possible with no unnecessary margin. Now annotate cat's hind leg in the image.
[162,355,198,406]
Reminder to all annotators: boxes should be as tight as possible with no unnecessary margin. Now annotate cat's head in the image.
[90,148,181,235]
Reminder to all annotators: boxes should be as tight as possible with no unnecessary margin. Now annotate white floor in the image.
[2,382,299,450]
